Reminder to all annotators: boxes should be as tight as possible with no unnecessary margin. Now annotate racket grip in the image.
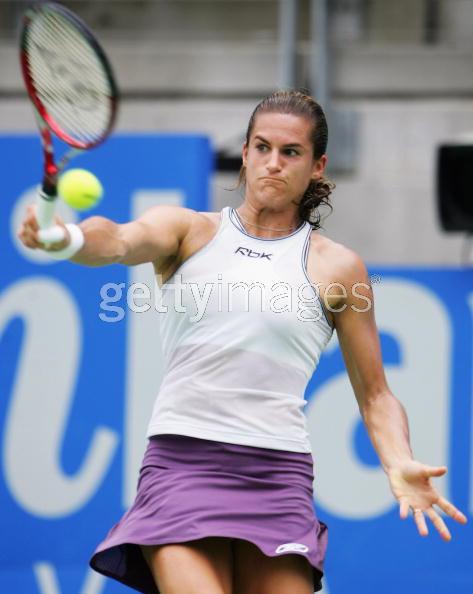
[38,226,67,244]
[36,188,66,244]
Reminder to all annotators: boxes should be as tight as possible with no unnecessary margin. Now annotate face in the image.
[242,112,327,212]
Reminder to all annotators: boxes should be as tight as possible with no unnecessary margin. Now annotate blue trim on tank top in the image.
[230,207,333,330]
[230,208,307,241]
[230,207,246,233]
[301,227,334,331]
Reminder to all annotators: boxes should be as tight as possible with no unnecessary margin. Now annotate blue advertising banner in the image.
[0,134,212,594]
[306,269,473,594]
[1,135,472,594]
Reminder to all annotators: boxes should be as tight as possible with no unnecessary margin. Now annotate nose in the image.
[266,149,282,173]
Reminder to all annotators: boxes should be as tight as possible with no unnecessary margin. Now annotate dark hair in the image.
[238,89,335,229]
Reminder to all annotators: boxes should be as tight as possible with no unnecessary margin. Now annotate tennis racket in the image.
[19,2,119,244]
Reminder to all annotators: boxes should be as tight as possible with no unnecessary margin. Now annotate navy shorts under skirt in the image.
[90,434,328,593]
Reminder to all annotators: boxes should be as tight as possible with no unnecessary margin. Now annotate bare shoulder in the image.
[308,231,369,285]
[185,209,220,239]
[153,208,221,280]
[196,209,221,227]
[138,204,199,227]
[181,209,220,252]
[137,205,220,238]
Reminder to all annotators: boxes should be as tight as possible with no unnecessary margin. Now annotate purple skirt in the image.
[90,434,328,593]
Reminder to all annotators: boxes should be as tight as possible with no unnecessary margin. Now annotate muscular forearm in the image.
[70,216,127,267]
[19,202,185,267]
[360,391,413,473]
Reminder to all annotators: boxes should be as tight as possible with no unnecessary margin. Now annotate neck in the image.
[236,206,299,234]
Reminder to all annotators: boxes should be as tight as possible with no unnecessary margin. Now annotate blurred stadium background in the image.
[1,1,472,594]
[2,0,473,262]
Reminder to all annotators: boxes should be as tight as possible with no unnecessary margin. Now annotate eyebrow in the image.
[253,134,305,149]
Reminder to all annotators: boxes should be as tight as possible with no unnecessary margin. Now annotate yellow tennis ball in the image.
[58,168,103,211]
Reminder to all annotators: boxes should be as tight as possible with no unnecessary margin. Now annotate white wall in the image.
[1,94,469,265]
[2,0,473,267]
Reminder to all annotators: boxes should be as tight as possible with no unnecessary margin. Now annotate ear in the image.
[242,142,248,167]
[311,154,327,180]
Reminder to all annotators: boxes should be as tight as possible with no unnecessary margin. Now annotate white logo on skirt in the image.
[275,543,309,554]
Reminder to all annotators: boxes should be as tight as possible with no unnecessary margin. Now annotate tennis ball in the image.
[58,168,103,211]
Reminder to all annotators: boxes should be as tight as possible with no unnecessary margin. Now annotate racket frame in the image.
[20,1,119,154]
[19,2,119,241]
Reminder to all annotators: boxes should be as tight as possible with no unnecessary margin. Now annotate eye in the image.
[256,143,269,152]
[284,148,299,157]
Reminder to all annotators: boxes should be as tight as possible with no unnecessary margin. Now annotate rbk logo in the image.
[235,246,273,260]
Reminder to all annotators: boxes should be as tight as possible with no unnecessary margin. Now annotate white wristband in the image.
[46,224,85,260]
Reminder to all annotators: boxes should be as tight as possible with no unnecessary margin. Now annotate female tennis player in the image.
[18,90,467,594]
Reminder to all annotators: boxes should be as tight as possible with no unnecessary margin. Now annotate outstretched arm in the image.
[18,204,194,267]
[330,250,467,540]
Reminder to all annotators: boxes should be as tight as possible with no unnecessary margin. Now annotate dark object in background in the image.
[437,144,473,232]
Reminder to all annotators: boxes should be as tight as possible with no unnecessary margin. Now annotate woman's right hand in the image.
[17,204,70,251]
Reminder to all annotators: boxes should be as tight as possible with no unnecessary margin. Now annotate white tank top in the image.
[146,206,333,453]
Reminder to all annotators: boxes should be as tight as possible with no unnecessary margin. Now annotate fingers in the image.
[436,496,468,524]
[424,465,448,478]
[25,204,41,232]
[17,205,39,247]
[426,508,451,541]
[412,508,429,537]
[17,222,43,249]
[399,499,410,520]
[17,204,65,250]
[407,501,467,541]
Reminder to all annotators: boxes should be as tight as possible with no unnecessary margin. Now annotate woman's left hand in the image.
[388,459,468,540]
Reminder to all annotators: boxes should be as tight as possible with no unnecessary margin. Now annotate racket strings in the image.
[29,15,110,138]
[24,9,114,145]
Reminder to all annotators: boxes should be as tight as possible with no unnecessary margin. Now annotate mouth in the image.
[260,176,285,184]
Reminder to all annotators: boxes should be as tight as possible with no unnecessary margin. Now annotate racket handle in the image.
[36,188,66,244]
